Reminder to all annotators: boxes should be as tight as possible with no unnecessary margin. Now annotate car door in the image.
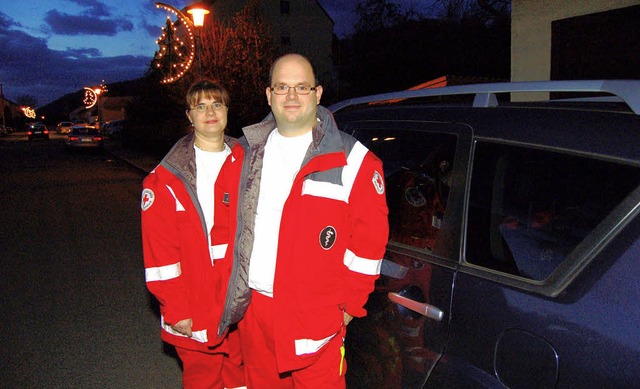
[426,139,640,388]
[343,120,472,389]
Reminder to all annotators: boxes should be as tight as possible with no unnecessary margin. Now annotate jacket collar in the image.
[162,132,239,182]
[242,105,343,155]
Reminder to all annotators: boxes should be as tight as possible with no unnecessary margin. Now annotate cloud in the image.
[0,11,149,106]
[63,47,103,59]
[67,0,111,17]
[44,9,133,36]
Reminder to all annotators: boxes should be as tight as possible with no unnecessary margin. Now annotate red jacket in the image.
[235,106,389,372]
[141,133,243,352]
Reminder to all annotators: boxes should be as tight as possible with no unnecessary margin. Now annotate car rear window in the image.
[466,141,640,280]
[72,128,100,135]
[353,128,457,255]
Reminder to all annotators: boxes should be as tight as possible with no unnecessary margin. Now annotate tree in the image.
[225,0,275,129]
[191,0,274,131]
[337,0,511,99]
[432,0,511,25]
[353,0,405,34]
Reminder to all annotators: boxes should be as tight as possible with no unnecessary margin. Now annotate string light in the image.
[153,2,197,83]
[83,87,98,108]
[22,106,36,119]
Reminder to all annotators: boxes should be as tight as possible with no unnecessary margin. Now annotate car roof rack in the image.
[329,79,640,115]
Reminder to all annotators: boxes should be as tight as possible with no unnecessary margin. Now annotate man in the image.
[235,54,389,388]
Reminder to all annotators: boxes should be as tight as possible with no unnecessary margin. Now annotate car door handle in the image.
[388,292,444,322]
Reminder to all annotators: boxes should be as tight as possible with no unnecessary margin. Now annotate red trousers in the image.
[238,291,346,389]
[175,328,245,389]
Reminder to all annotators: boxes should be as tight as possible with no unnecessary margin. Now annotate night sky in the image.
[0,0,432,106]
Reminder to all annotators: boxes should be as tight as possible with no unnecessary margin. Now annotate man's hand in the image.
[343,312,354,326]
[171,318,193,337]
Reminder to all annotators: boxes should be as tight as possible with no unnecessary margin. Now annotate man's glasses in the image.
[270,84,317,95]
[190,102,226,113]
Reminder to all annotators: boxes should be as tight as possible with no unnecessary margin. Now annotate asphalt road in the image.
[0,132,182,387]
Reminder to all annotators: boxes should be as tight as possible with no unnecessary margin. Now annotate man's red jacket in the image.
[233,106,390,372]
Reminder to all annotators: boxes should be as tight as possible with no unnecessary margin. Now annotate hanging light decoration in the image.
[153,2,198,84]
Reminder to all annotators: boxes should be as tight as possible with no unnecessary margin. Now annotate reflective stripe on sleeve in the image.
[301,180,347,202]
[301,141,368,202]
[343,249,382,276]
[145,262,181,282]
[341,142,367,198]
[210,243,228,262]
[165,184,185,212]
[160,315,208,343]
[294,332,336,356]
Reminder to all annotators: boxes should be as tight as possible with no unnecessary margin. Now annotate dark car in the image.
[329,80,640,388]
[65,125,104,151]
[27,123,49,141]
[104,119,126,138]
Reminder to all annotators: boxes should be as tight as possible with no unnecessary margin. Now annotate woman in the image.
[141,79,245,389]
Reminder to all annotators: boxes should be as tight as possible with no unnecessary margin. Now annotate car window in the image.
[466,141,640,280]
[353,128,457,254]
[72,127,100,135]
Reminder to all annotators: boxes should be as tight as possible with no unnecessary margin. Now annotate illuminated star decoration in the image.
[153,2,197,84]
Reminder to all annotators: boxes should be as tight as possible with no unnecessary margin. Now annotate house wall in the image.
[511,0,639,100]
[512,0,639,82]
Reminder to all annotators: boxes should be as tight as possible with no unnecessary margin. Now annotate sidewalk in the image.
[104,139,160,174]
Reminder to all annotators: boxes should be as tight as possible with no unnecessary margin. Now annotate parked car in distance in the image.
[56,121,74,134]
[104,119,126,138]
[27,123,49,141]
[330,80,640,389]
[65,125,103,151]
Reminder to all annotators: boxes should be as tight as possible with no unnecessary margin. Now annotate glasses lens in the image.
[192,103,225,112]
[272,84,314,95]
[296,85,310,94]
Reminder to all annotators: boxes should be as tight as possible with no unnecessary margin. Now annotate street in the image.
[0,132,182,387]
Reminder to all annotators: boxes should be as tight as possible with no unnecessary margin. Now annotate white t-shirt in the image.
[195,143,231,262]
[248,129,313,297]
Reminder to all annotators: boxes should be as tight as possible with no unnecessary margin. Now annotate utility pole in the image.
[0,83,5,127]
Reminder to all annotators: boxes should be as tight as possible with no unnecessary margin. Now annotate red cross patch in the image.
[372,170,384,195]
[141,188,155,211]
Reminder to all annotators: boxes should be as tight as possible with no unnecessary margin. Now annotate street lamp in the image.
[187,2,209,27]
[94,87,101,128]
[186,2,210,77]
[0,83,5,128]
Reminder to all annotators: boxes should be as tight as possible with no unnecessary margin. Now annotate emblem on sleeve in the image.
[319,226,337,250]
[141,188,155,211]
[372,170,385,194]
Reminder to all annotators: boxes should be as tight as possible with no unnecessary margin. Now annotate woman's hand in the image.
[171,318,193,337]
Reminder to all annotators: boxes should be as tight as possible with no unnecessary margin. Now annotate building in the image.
[69,96,130,124]
[1,93,28,130]
[511,0,639,99]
